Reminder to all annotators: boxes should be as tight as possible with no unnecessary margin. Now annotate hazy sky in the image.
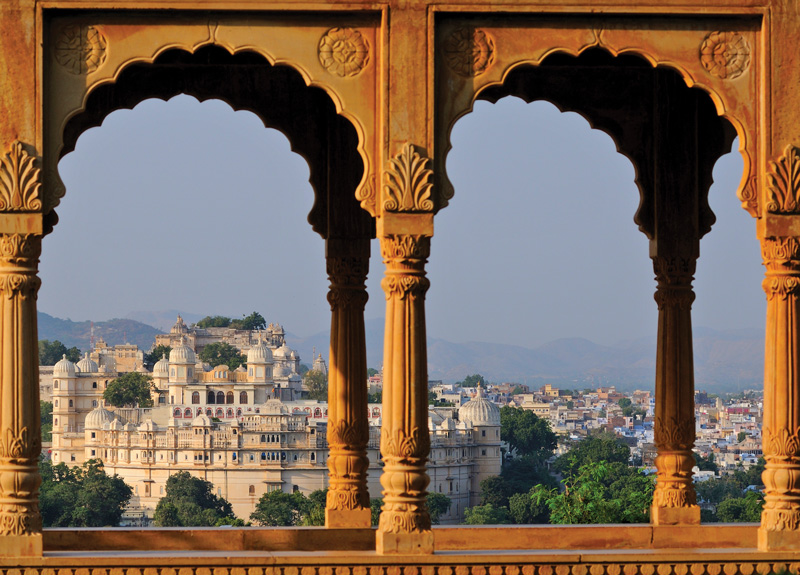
[42,94,764,349]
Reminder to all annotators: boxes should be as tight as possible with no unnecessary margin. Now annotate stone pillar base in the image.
[376,530,434,555]
[759,528,800,550]
[326,507,372,528]
[650,504,700,526]
[0,533,43,557]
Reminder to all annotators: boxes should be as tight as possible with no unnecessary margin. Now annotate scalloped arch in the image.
[440,45,749,232]
[55,43,373,240]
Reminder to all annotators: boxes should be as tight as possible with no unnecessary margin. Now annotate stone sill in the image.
[38,525,757,553]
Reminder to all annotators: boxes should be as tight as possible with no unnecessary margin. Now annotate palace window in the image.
[240,391,248,404]
[226,391,234,404]
[192,392,200,404]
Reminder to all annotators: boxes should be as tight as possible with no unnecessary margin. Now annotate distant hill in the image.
[39,310,765,392]
[125,310,204,332]
[38,312,162,351]
[289,321,765,392]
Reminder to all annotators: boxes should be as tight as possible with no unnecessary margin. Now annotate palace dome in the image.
[85,406,116,429]
[458,386,501,426]
[247,338,273,364]
[169,336,196,364]
[53,355,77,377]
[263,398,289,415]
[153,355,170,377]
[170,315,189,335]
[274,343,293,358]
[76,352,99,374]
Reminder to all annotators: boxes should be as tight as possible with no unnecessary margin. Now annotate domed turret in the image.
[170,314,189,335]
[76,352,99,374]
[458,386,501,426]
[85,406,116,429]
[169,336,196,365]
[53,355,77,377]
[274,343,293,359]
[153,354,170,377]
[247,334,273,364]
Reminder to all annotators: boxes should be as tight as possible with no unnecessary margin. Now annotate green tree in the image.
[103,372,154,408]
[500,406,557,460]
[250,490,310,526]
[463,503,511,525]
[715,490,763,522]
[144,344,172,368]
[459,374,486,387]
[618,398,632,409]
[553,433,630,477]
[511,385,525,395]
[737,431,748,443]
[368,391,383,403]
[370,498,383,526]
[694,452,719,473]
[479,476,508,507]
[230,311,267,331]
[40,400,53,442]
[367,368,379,377]
[196,315,232,328]
[304,370,328,401]
[39,339,80,365]
[39,458,132,527]
[533,461,654,525]
[508,488,550,524]
[199,342,246,370]
[301,489,328,526]
[153,471,237,526]
[427,492,452,525]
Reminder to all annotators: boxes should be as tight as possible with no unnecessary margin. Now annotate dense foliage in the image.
[153,471,241,526]
[250,489,329,526]
[41,401,53,442]
[39,339,80,365]
[552,433,631,477]
[39,458,132,527]
[696,458,764,522]
[457,374,486,387]
[500,406,557,461]
[103,372,154,408]
[199,342,246,370]
[144,344,172,367]
[303,370,328,401]
[196,312,267,331]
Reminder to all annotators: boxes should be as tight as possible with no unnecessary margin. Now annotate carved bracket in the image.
[0,142,42,213]
[766,145,800,213]
[384,144,434,213]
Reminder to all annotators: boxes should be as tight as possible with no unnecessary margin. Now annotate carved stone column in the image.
[0,233,42,556]
[650,255,700,525]
[759,236,800,549]
[376,233,433,555]
[325,238,372,528]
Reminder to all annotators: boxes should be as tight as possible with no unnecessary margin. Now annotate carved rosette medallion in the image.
[0,142,42,212]
[384,144,434,213]
[699,31,751,80]
[766,145,800,213]
[318,28,370,77]
[444,28,496,77]
[55,25,108,75]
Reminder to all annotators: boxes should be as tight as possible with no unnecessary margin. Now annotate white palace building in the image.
[49,332,501,524]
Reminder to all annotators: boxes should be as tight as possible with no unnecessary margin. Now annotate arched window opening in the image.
[239,391,248,404]
[216,391,225,405]
[192,392,200,404]
[207,391,215,404]
[226,391,234,404]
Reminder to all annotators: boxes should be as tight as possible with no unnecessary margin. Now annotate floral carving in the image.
[444,28,496,77]
[54,24,108,75]
[383,144,434,212]
[0,503,42,536]
[653,485,697,508]
[700,31,751,80]
[326,487,367,511]
[0,234,42,262]
[327,256,370,311]
[328,418,369,447]
[355,173,376,215]
[378,505,432,533]
[654,416,695,450]
[762,508,800,531]
[0,141,42,212]
[381,427,430,460]
[318,28,370,77]
[380,235,431,261]
[764,426,800,459]
[738,175,758,217]
[766,145,800,213]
